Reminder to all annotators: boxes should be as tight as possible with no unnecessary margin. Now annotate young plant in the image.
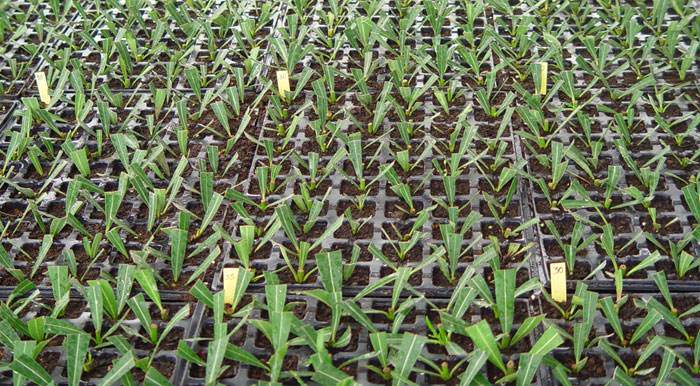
[127,293,190,349]
[435,215,483,284]
[341,133,389,210]
[474,72,515,119]
[598,223,659,298]
[544,219,596,276]
[275,204,344,283]
[304,250,351,347]
[377,210,431,262]
[645,229,700,279]
[384,166,422,215]
[468,268,542,349]
[249,284,296,383]
[366,332,427,384]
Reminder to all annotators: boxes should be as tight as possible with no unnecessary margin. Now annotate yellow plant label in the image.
[223,267,239,305]
[276,70,291,97]
[550,262,567,302]
[35,71,51,105]
[538,62,548,95]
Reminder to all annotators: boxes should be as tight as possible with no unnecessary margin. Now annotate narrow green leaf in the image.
[165,228,188,282]
[177,340,205,366]
[11,353,54,386]
[390,333,427,383]
[144,367,174,386]
[97,352,135,386]
[205,335,228,385]
[31,234,54,278]
[66,333,89,386]
[196,192,223,238]
[459,349,488,386]
[495,269,516,336]
[134,268,163,313]
[466,320,505,372]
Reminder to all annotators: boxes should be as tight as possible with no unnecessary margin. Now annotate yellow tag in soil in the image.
[35,71,51,105]
[276,70,291,97]
[223,267,240,305]
[550,262,566,303]
[538,62,548,95]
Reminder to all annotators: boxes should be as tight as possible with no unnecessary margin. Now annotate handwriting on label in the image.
[35,72,50,105]
[276,70,290,97]
[223,267,239,305]
[550,262,566,303]
[538,62,548,96]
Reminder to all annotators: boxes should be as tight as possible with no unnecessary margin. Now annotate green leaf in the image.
[634,335,665,371]
[200,171,214,211]
[134,268,163,314]
[682,184,700,224]
[185,67,202,100]
[310,359,355,386]
[196,192,223,238]
[45,318,87,336]
[12,340,36,385]
[11,353,54,386]
[316,250,342,293]
[225,344,268,370]
[495,269,516,336]
[629,309,661,345]
[106,228,129,258]
[144,367,174,386]
[85,280,104,340]
[165,228,188,282]
[511,315,544,347]
[530,326,564,356]
[66,333,89,386]
[516,353,543,386]
[31,234,54,278]
[600,297,624,343]
[190,280,214,309]
[0,320,20,350]
[459,349,488,386]
[310,215,344,251]
[108,335,133,355]
[626,251,662,277]
[466,320,505,372]
[390,333,427,383]
[47,265,70,304]
[0,303,28,336]
[269,310,293,350]
[647,297,688,340]
[157,304,190,349]
[186,246,220,286]
[211,101,231,136]
[205,334,228,386]
[342,301,378,334]
[116,264,135,317]
[97,279,118,320]
[177,340,205,366]
[671,367,697,386]
[265,284,288,315]
[27,317,45,341]
[97,351,136,386]
[127,293,154,342]
[516,327,563,386]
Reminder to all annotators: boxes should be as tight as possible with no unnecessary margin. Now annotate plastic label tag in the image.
[35,72,51,105]
[550,262,566,303]
[276,70,290,97]
[223,267,239,305]
[538,62,548,95]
